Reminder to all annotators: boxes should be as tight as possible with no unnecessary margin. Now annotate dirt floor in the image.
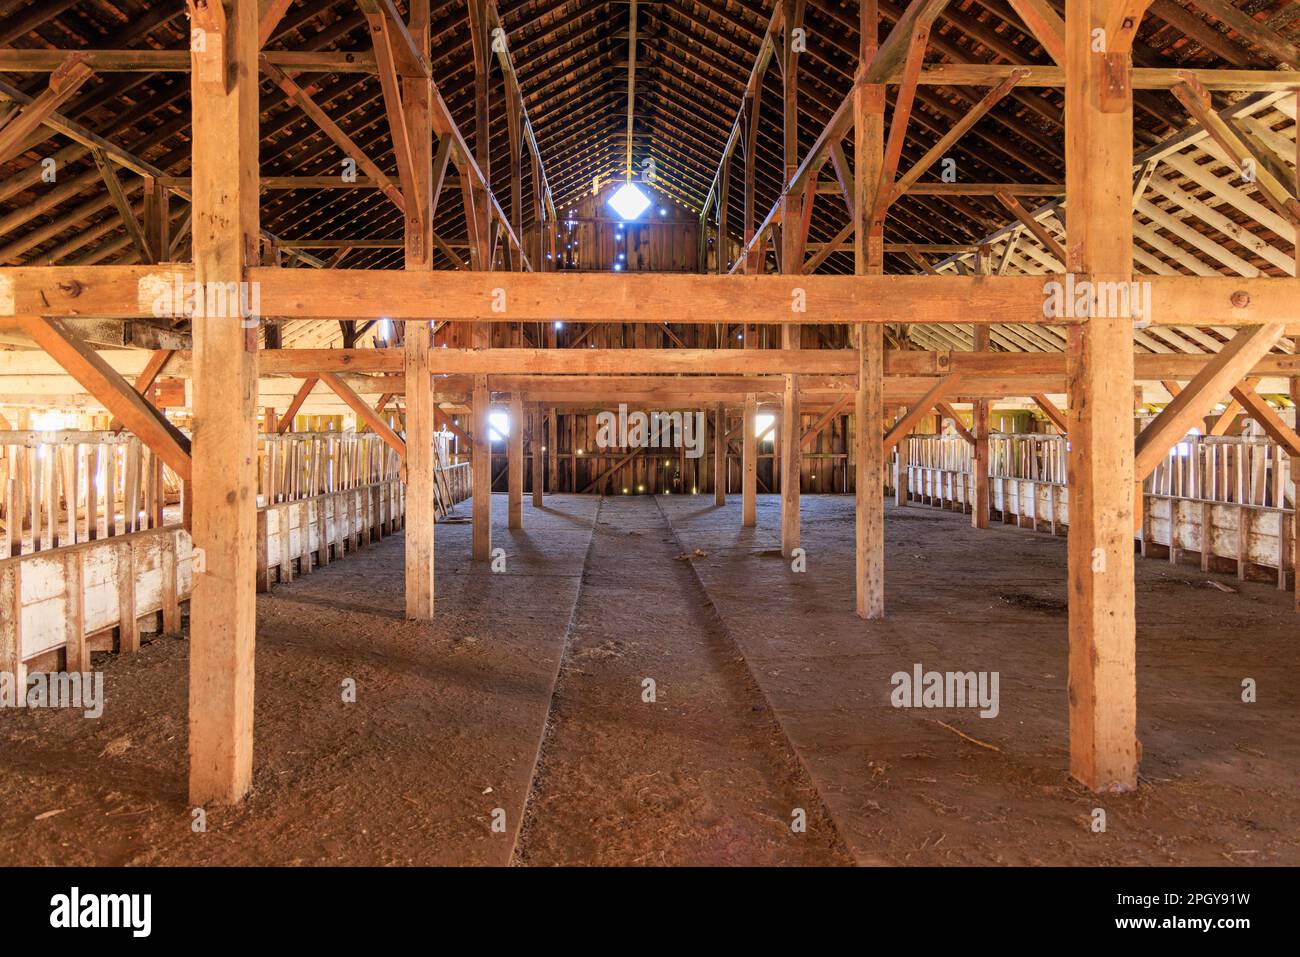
[0,493,1296,866]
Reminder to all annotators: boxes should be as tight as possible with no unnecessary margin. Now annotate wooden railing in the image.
[1,432,473,676]
[902,433,1296,583]
[258,432,403,505]
[0,431,175,559]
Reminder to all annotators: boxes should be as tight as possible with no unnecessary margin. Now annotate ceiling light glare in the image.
[608,181,651,220]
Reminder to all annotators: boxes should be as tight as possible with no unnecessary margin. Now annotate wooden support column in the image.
[531,404,544,508]
[778,0,804,559]
[742,393,757,526]
[1293,95,1299,612]
[1064,0,1138,792]
[972,317,991,528]
[855,0,886,619]
[547,407,558,493]
[508,392,523,528]
[187,0,260,806]
[714,403,726,505]
[781,370,800,557]
[472,375,491,559]
[894,404,909,507]
[400,0,435,621]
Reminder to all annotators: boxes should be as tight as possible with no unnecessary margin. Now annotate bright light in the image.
[31,410,74,432]
[489,411,510,440]
[554,321,564,329]
[755,413,776,443]
[613,263,623,271]
[660,208,668,216]
[377,318,393,340]
[607,181,651,220]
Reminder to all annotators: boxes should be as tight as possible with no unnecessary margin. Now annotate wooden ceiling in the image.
[0,1,1297,356]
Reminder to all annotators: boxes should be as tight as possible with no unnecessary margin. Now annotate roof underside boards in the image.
[0,1,1296,357]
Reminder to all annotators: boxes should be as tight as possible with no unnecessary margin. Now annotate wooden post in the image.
[531,404,544,508]
[508,392,523,528]
[972,397,991,528]
[855,0,886,619]
[472,375,491,559]
[714,403,726,505]
[781,372,800,557]
[1064,0,1138,792]
[547,407,558,493]
[406,324,435,618]
[778,0,803,560]
[0,565,21,689]
[1292,92,1299,611]
[894,404,909,507]
[403,2,436,622]
[187,0,260,805]
[742,393,757,526]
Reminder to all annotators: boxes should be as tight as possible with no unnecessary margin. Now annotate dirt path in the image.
[513,497,851,866]
[659,493,1300,866]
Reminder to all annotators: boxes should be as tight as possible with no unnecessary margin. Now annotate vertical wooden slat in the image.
[0,563,23,687]
[117,538,139,654]
[64,550,86,672]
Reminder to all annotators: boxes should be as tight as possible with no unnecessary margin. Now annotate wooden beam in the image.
[1172,75,1300,227]
[258,0,295,48]
[9,268,1300,327]
[996,190,1068,264]
[0,55,92,164]
[1104,1,1153,55]
[1064,0,1137,793]
[888,70,1028,203]
[18,317,190,478]
[276,376,318,432]
[109,348,172,433]
[91,149,153,264]
[259,57,407,215]
[1185,0,1299,67]
[1007,0,1065,64]
[800,395,852,448]
[936,400,975,444]
[1032,392,1069,433]
[319,372,406,460]
[1228,381,1300,457]
[185,0,259,807]
[1135,324,1284,478]
[882,375,961,451]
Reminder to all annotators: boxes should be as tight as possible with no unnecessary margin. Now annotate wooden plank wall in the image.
[0,468,472,679]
